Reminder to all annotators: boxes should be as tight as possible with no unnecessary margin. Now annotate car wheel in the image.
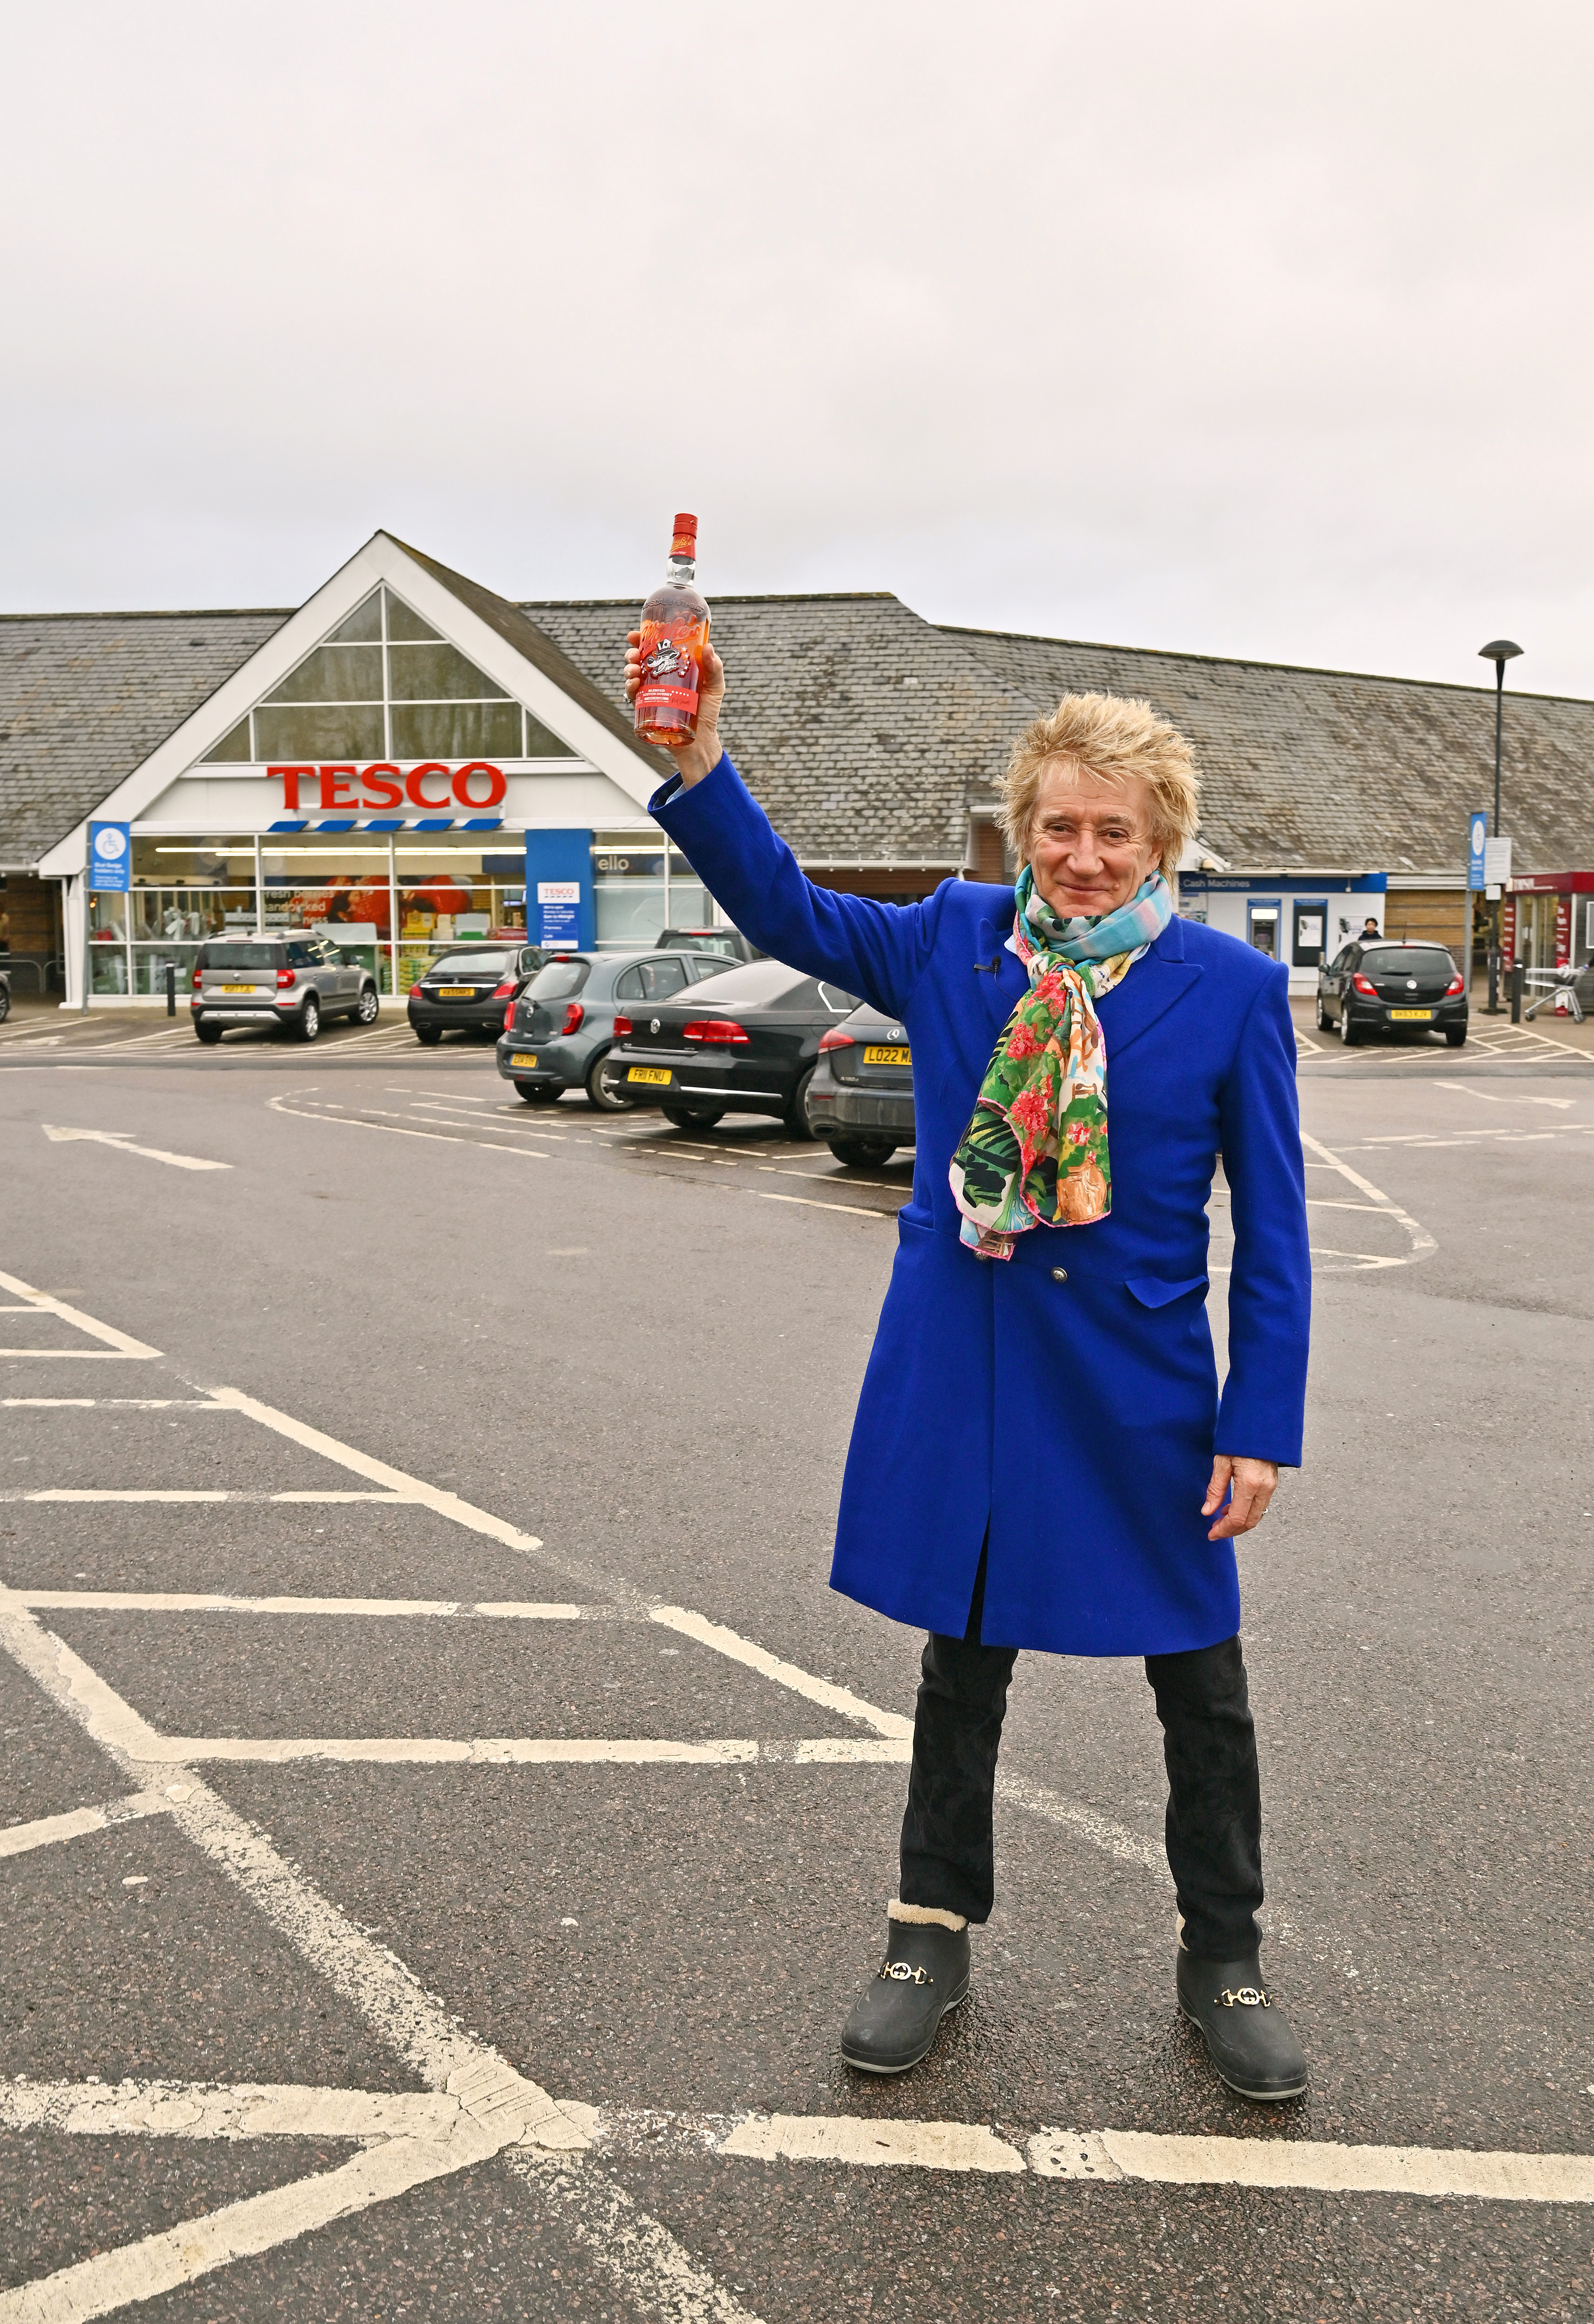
[515,1081,560,1106]
[827,1136,895,1167]
[1315,996,1332,1031]
[0,986,10,1023]
[414,1024,442,1046]
[1445,1026,1468,1048]
[297,995,321,1043]
[1339,1006,1361,1046]
[662,1103,725,1128]
[586,1050,632,1110]
[355,983,379,1026]
[783,1067,818,1140]
[194,1019,223,1045]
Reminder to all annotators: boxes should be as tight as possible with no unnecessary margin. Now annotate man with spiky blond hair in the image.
[629,639,1312,2106]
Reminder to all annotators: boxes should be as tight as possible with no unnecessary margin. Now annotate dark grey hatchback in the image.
[602,959,860,1133]
[804,1001,915,1165]
[1316,940,1468,1047]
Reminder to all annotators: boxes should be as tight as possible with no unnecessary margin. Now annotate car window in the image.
[519,949,541,973]
[685,951,735,982]
[817,981,862,1014]
[428,949,516,978]
[1361,948,1452,977]
[526,959,590,1000]
[285,940,316,967]
[639,957,688,999]
[315,937,345,964]
[613,964,645,1001]
[680,959,807,1006]
[201,943,276,971]
[1328,947,1353,973]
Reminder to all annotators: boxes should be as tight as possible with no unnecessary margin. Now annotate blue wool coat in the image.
[653,753,1311,1657]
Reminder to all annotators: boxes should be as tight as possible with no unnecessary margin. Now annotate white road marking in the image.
[992,1769,1166,1875]
[41,1124,230,1171]
[1297,1132,1435,1260]
[1029,2126,1594,2202]
[649,1604,914,1739]
[745,1188,893,1219]
[0,1269,160,1360]
[203,1383,543,1552]
[266,1093,549,1156]
[147,1736,774,1766]
[721,2114,1025,2172]
[17,1591,587,1618]
[1434,1080,1573,1109]
[12,2079,1587,2208]
[0,1790,172,1860]
[0,1588,764,2324]
[10,1489,408,1505]
[2,1399,225,1409]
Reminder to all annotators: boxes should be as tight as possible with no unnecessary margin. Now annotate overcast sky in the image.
[4,1,1591,697]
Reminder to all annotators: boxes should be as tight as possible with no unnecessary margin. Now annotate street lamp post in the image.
[1479,639,1522,1013]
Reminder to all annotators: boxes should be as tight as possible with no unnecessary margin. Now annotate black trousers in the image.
[899,1550,1265,1959]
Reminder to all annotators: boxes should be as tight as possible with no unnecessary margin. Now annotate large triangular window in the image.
[199,588,577,763]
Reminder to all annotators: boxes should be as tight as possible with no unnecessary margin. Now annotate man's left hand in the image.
[1202,1455,1278,1540]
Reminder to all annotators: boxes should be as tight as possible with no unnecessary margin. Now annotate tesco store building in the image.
[40,534,718,1006]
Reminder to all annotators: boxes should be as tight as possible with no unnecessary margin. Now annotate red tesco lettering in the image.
[453,762,507,808]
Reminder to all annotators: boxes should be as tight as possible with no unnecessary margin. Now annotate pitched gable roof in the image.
[0,607,289,867]
[951,627,1594,876]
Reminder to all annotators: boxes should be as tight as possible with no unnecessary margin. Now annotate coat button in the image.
[1051,1267,1068,1283]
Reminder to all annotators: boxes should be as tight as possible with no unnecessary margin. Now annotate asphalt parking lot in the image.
[2,998,1592,2321]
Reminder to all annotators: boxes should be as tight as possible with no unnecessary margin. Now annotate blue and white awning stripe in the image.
[265,818,506,836]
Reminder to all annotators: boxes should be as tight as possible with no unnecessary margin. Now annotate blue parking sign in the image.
[88,821,132,893]
[1468,812,1488,891]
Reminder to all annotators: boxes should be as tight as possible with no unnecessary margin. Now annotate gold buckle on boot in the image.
[1215,1985,1270,2008]
[879,1959,932,1986]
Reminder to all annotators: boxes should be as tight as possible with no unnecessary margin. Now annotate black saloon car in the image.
[1316,939,1468,1047]
[804,1001,915,1165]
[602,959,861,1132]
[408,943,544,1043]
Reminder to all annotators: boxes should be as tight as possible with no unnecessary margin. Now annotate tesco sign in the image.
[272,762,508,812]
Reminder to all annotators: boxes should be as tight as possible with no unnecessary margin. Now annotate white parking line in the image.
[17,1591,588,1618]
[2,1398,226,1409]
[0,1268,161,1360]
[746,1188,893,1220]
[7,2078,1588,2208]
[266,1093,551,1156]
[0,1789,173,1860]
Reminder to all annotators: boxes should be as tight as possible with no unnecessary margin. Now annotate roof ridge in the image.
[942,622,1594,709]
[0,607,293,623]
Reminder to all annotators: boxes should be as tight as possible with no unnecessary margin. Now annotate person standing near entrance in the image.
[628,640,1312,2104]
[1358,915,1382,944]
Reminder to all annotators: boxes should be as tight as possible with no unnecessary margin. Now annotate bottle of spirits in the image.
[635,514,710,747]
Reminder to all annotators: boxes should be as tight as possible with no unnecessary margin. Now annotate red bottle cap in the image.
[673,513,697,536]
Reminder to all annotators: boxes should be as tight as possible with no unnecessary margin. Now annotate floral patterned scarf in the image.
[949,866,1173,1261]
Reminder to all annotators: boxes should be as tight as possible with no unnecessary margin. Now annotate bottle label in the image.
[637,618,705,716]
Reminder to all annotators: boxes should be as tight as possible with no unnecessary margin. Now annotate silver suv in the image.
[192,932,380,1043]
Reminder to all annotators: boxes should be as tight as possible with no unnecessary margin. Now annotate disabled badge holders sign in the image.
[1468,812,1488,891]
[88,821,131,893]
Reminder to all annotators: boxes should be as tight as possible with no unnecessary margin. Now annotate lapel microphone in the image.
[972,954,1002,976]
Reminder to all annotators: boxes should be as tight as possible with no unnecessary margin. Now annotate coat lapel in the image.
[973,914,1027,1039]
[1095,915,1202,1060]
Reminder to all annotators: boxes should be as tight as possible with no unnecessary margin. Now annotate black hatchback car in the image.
[1316,939,1468,1047]
[804,1001,915,1165]
[602,958,861,1132]
[408,943,544,1044]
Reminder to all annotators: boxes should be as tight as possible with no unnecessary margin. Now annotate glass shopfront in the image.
[89,832,533,1000]
[591,830,709,948]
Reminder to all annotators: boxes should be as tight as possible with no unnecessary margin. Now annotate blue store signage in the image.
[1468,812,1488,891]
[523,830,594,951]
[87,821,132,893]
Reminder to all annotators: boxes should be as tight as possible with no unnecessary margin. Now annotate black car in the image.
[602,958,860,1132]
[496,947,735,1109]
[408,943,544,1044]
[804,1001,915,1165]
[1316,939,1468,1047]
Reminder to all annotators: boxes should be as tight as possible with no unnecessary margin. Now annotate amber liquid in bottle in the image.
[635,514,710,746]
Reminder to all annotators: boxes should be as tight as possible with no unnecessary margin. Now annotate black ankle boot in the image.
[1177,1948,1308,2102]
[840,1908,971,2075]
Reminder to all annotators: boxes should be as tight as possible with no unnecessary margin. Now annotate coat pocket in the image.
[1124,1274,1210,1308]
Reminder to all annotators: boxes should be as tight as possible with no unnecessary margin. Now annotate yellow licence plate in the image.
[509,1052,538,1067]
[220,984,256,993]
[1389,1008,1433,1020]
[628,1066,672,1086]
[437,987,475,997]
[863,1044,910,1065]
